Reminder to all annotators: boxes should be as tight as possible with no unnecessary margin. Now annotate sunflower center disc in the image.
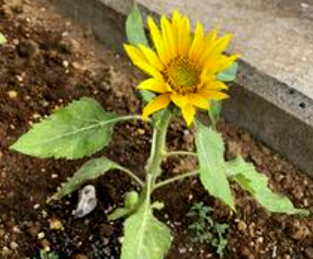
[164,57,201,94]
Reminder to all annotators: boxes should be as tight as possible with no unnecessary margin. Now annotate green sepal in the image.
[217,62,238,82]
[140,90,156,103]
[126,3,149,46]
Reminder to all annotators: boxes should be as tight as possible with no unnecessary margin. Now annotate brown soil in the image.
[0,1,313,259]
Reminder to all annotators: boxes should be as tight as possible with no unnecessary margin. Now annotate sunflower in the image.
[124,10,239,126]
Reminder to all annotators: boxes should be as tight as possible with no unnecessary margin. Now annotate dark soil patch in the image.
[1,1,313,259]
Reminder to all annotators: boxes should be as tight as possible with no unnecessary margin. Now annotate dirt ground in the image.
[0,0,313,259]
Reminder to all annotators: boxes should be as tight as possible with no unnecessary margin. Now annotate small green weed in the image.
[187,202,229,258]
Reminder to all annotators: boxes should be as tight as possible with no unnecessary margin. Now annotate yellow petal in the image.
[181,104,196,127]
[200,71,216,85]
[142,93,171,119]
[217,54,240,73]
[202,81,228,91]
[161,15,177,59]
[172,9,183,24]
[188,93,210,110]
[204,27,218,45]
[134,61,163,80]
[198,90,228,100]
[189,22,205,62]
[200,33,233,68]
[172,11,191,56]
[178,16,191,55]
[138,44,164,71]
[210,33,233,56]
[171,93,189,108]
[199,27,219,66]
[147,17,168,64]
[137,78,169,93]
[203,54,239,75]
[124,44,147,64]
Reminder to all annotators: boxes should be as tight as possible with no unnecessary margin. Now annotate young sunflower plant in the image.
[11,5,308,259]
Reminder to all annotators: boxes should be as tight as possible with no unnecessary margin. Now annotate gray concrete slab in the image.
[138,0,313,99]
[50,0,313,177]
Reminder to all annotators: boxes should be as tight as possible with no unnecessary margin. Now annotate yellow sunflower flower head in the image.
[124,10,239,126]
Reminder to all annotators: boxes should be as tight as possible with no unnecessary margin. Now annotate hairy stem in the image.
[145,110,173,178]
[117,165,144,187]
[153,170,199,191]
[138,109,173,207]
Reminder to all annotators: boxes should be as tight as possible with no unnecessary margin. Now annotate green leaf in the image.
[121,201,171,259]
[227,157,309,215]
[217,62,238,82]
[108,207,132,221]
[126,3,148,46]
[195,123,234,210]
[0,32,7,44]
[52,157,122,200]
[208,100,222,128]
[11,97,118,159]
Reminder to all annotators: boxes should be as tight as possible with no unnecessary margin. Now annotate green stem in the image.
[137,109,173,208]
[117,165,144,187]
[164,151,198,158]
[153,170,199,191]
[145,109,173,178]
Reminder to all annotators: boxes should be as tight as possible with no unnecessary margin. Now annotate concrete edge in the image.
[50,0,313,176]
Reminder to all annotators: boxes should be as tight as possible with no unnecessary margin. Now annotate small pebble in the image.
[63,60,69,68]
[16,75,23,82]
[38,231,45,239]
[179,247,187,254]
[49,218,63,230]
[256,237,264,243]
[32,113,41,119]
[12,225,22,233]
[237,220,247,232]
[10,241,19,250]
[40,239,50,252]
[33,204,40,210]
[7,90,18,99]
[2,246,10,254]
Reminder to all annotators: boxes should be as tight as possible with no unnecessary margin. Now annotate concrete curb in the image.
[51,0,313,176]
